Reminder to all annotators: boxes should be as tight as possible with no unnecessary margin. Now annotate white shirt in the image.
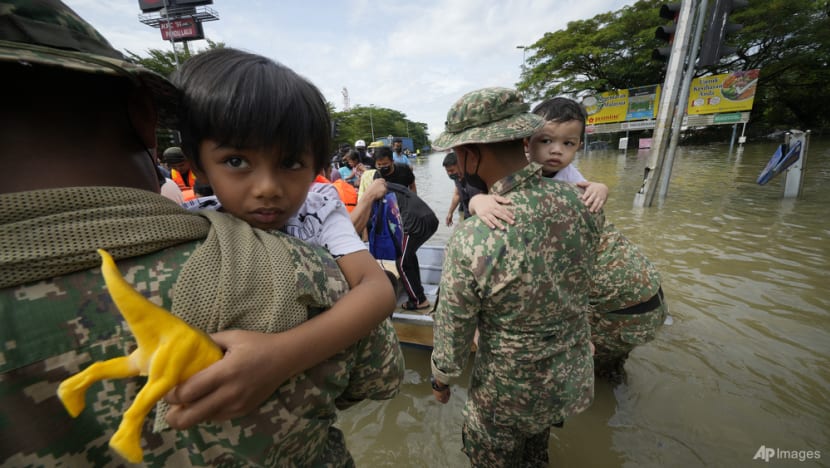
[283,183,366,258]
[160,178,184,204]
[551,165,587,184]
[184,185,366,258]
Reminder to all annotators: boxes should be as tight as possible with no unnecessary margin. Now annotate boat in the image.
[378,244,445,349]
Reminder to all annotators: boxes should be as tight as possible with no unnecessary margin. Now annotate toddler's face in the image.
[526,120,583,176]
[196,139,315,231]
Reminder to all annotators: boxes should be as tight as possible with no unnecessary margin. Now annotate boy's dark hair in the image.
[374,146,393,162]
[343,149,360,163]
[531,97,588,134]
[442,152,457,167]
[392,138,402,144]
[173,48,331,174]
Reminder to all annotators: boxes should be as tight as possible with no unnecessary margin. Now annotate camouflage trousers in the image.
[462,423,550,468]
[591,293,667,381]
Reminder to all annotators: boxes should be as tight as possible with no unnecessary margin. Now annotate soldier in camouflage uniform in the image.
[429,87,605,467]
[0,1,403,465]
[589,225,667,383]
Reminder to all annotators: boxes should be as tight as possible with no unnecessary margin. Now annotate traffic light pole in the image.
[658,0,708,199]
[635,0,698,207]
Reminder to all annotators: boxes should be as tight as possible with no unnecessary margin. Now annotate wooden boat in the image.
[378,244,445,349]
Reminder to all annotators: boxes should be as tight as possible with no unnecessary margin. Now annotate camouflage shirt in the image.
[431,162,604,434]
[1,235,403,467]
[590,223,661,313]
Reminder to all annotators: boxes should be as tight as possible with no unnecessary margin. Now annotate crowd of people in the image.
[1,1,665,466]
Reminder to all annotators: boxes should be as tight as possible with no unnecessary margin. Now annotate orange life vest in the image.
[171,169,197,191]
[332,179,358,212]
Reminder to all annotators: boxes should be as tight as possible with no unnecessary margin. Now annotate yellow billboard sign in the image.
[687,69,760,115]
[583,89,629,125]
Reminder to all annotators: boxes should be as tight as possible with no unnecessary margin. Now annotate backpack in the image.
[368,192,404,261]
[385,182,439,239]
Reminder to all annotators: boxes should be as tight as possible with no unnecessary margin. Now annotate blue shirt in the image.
[392,151,411,166]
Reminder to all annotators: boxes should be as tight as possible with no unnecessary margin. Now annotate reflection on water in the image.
[339,139,830,467]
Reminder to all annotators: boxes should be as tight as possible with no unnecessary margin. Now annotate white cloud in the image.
[64,0,636,138]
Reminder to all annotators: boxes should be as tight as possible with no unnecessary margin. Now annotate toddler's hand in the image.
[576,181,608,213]
[469,194,514,230]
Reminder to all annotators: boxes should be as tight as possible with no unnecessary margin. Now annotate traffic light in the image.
[331,120,340,138]
[697,0,748,67]
[652,3,681,61]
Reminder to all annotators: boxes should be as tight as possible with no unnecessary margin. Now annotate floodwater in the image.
[338,137,830,467]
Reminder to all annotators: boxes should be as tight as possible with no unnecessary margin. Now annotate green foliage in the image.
[124,40,225,78]
[331,106,429,150]
[518,0,830,133]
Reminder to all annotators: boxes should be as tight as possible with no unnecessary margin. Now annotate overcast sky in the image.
[65,0,636,140]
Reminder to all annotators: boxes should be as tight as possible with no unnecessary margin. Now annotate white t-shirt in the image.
[184,185,366,258]
[160,178,184,204]
[550,165,587,184]
[283,183,366,258]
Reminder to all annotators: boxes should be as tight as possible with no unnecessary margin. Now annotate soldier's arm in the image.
[336,319,404,409]
[430,239,479,385]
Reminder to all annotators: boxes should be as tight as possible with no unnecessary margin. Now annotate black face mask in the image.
[448,173,461,182]
[378,165,393,176]
[462,150,488,193]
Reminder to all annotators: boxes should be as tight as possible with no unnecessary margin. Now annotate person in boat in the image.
[0,3,402,466]
[391,138,412,166]
[473,96,667,383]
[429,87,604,466]
[442,151,480,226]
[163,146,198,201]
[374,146,417,192]
[370,168,439,310]
[354,139,376,168]
[341,149,366,187]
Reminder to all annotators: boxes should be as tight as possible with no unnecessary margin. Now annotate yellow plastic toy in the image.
[57,249,223,463]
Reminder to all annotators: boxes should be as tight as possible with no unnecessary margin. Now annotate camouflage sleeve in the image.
[584,207,605,280]
[430,228,480,384]
[335,318,404,409]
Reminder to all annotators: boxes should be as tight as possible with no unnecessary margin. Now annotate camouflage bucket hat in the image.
[432,87,545,151]
[0,0,178,127]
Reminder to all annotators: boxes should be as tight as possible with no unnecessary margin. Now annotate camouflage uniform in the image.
[431,87,605,466]
[589,224,667,381]
[0,196,404,466]
[431,164,604,467]
[0,2,404,465]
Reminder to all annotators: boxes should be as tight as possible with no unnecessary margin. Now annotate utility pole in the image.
[635,0,697,207]
[516,45,527,73]
[658,0,708,199]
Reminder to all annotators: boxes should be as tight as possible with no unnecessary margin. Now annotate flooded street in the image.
[338,137,830,467]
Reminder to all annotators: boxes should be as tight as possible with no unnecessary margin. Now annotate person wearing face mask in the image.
[442,151,479,227]
[429,87,605,467]
[354,140,375,169]
[373,146,417,193]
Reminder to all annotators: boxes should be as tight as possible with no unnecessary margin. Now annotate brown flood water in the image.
[338,137,830,467]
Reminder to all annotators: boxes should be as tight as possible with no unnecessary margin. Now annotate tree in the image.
[519,0,666,100]
[518,0,830,134]
[124,39,225,78]
[331,106,429,151]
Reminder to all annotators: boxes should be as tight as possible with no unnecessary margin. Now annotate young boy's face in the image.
[196,139,315,231]
[526,120,583,176]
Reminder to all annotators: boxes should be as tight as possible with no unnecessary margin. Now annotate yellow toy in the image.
[58,249,223,463]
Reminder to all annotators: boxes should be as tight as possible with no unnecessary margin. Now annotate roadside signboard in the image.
[160,18,204,41]
[626,85,660,121]
[583,89,629,125]
[687,69,760,115]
